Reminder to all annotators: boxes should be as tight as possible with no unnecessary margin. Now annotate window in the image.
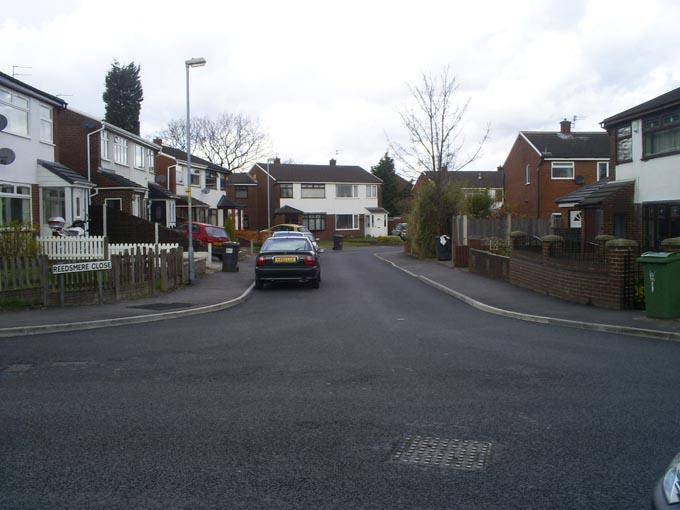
[101,131,110,160]
[42,187,65,220]
[0,87,29,137]
[616,125,632,162]
[643,110,680,158]
[147,149,154,170]
[205,170,217,189]
[525,164,531,185]
[132,195,141,217]
[176,164,186,185]
[366,184,377,198]
[39,104,53,143]
[280,183,293,198]
[113,136,128,165]
[219,173,227,190]
[303,213,326,231]
[550,213,563,228]
[243,214,249,229]
[336,214,358,230]
[0,182,31,225]
[134,145,144,168]
[190,168,200,186]
[235,186,248,198]
[301,183,325,198]
[105,198,122,210]
[551,161,574,179]
[336,184,358,198]
[598,161,609,180]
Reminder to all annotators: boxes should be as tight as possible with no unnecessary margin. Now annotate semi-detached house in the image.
[248,158,386,239]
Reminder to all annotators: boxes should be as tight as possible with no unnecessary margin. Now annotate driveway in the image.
[1,247,679,508]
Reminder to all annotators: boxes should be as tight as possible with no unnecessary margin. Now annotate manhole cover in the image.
[389,435,492,471]
[127,302,194,311]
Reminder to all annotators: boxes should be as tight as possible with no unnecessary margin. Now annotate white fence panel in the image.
[109,243,179,256]
[38,236,106,261]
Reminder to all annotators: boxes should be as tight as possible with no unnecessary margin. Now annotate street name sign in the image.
[52,260,112,274]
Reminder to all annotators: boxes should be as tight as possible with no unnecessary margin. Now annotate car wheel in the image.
[255,279,264,290]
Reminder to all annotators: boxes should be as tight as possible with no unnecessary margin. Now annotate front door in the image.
[151,200,167,226]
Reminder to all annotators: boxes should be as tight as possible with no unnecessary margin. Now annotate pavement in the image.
[375,248,680,342]
[0,255,255,337]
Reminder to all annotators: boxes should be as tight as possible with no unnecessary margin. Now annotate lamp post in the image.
[266,157,275,229]
[185,57,206,284]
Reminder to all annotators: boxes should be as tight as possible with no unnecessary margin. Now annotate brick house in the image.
[412,168,504,209]
[220,172,258,230]
[56,108,159,219]
[502,120,610,227]
[601,86,680,249]
[0,71,95,236]
[248,158,385,239]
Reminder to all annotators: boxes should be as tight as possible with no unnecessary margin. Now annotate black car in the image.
[255,236,321,289]
[391,222,407,240]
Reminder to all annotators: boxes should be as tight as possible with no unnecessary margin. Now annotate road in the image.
[2,247,679,509]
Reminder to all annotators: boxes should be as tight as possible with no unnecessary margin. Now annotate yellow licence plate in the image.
[273,256,298,264]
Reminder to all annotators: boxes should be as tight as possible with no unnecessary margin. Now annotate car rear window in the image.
[205,226,229,238]
[262,238,311,252]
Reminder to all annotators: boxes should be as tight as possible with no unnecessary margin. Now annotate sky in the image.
[3,0,680,180]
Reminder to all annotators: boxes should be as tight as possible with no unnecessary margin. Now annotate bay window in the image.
[42,187,65,221]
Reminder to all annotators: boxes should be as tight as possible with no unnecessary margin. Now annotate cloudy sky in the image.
[3,0,680,178]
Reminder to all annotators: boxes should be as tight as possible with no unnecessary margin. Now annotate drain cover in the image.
[128,302,194,311]
[389,435,492,471]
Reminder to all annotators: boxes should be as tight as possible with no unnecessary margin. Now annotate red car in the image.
[176,222,231,257]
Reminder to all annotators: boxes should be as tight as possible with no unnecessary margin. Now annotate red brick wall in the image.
[54,109,101,177]
[503,136,543,217]
[155,153,177,193]
[90,189,138,216]
[31,184,40,227]
[224,184,258,230]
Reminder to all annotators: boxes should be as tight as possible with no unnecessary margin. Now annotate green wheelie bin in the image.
[636,252,680,319]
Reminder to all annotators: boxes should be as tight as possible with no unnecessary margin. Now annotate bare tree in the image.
[389,67,489,184]
[159,113,269,171]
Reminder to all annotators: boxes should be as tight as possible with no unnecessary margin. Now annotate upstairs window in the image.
[280,183,293,198]
[101,131,110,160]
[366,184,377,198]
[598,161,609,180]
[336,184,358,198]
[551,161,574,180]
[301,183,325,198]
[0,87,29,137]
[176,164,186,185]
[235,186,248,198]
[147,149,154,170]
[616,125,632,163]
[643,110,680,158]
[205,170,217,189]
[525,164,531,185]
[189,168,200,186]
[113,136,128,165]
[134,145,144,168]
[39,104,53,143]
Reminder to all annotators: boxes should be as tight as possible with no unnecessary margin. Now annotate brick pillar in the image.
[31,184,40,229]
[606,239,639,309]
[541,235,563,259]
[509,231,527,250]
[661,237,680,253]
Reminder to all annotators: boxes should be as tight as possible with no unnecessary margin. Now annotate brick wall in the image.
[155,153,177,193]
[90,189,137,216]
[469,249,510,281]
[31,184,40,227]
[55,108,101,177]
[503,136,543,217]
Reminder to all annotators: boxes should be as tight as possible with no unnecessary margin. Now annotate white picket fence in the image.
[38,238,180,261]
[38,236,107,261]
[109,243,179,255]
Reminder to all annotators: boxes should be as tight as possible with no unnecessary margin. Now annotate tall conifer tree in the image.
[103,61,143,134]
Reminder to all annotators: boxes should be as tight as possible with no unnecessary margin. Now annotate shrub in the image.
[224,215,237,240]
[0,222,39,257]
[465,190,494,219]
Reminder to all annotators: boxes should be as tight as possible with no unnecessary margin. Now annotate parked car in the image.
[261,224,320,251]
[652,452,680,509]
[255,236,320,289]
[391,223,407,239]
[271,230,321,252]
[176,222,231,257]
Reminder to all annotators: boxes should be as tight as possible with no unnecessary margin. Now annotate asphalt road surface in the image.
[2,247,680,509]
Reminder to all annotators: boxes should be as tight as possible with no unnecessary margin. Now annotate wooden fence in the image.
[0,247,185,307]
[452,215,551,245]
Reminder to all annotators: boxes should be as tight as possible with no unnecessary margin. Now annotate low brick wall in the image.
[509,251,621,309]
[469,249,510,282]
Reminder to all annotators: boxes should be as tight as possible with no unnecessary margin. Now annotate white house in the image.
[602,85,680,248]
[0,72,94,236]
[249,159,386,239]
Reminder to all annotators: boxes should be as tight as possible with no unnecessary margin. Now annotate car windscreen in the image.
[262,238,311,252]
[205,226,229,238]
[272,231,303,237]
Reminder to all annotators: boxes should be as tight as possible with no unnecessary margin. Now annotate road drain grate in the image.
[389,435,492,471]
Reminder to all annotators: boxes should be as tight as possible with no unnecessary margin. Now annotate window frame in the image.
[42,187,66,221]
[616,125,633,163]
[550,161,575,180]
[134,144,144,169]
[0,86,29,137]
[301,183,325,199]
[303,213,326,232]
[101,131,110,160]
[113,136,129,165]
[189,167,201,187]
[642,110,680,159]
[366,184,377,198]
[39,104,53,143]
[0,182,32,226]
[205,170,218,189]
[525,164,531,185]
[597,161,609,181]
[234,186,248,199]
[280,183,293,198]
[335,214,359,230]
[336,184,358,198]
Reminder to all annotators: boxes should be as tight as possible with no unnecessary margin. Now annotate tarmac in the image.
[2,247,680,342]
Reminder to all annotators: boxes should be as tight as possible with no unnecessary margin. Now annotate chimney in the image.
[153,137,163,146]
[560,118,571,134]
[329,158,337,166]
[274,157,281,165]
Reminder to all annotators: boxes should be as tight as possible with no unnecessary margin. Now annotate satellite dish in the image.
[0,148,16,165]
[574,175,585,185]
[0,114,7,132]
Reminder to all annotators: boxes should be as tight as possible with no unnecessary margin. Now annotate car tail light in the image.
[303,255,316,267]
[256,256,266,267]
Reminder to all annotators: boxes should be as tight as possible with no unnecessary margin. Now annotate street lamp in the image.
[266,157,276,229]
[185,57,206,284]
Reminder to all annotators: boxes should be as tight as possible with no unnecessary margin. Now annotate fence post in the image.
[160,251,168,292]
[149,248,156,296]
